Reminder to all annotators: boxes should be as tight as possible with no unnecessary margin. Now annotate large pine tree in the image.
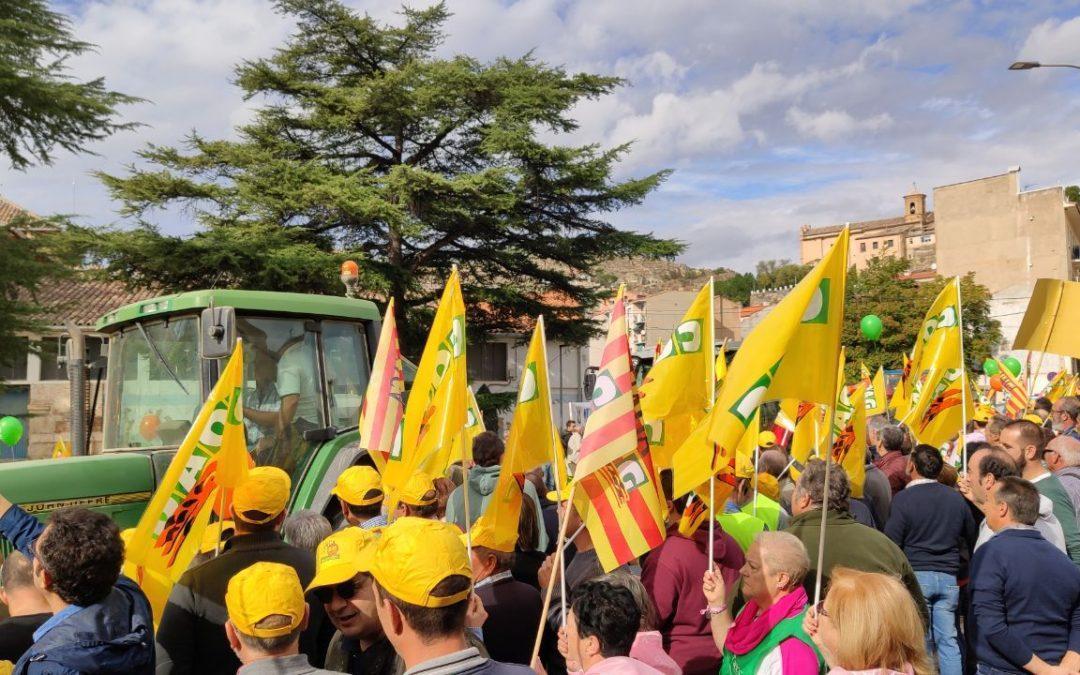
[82,0,680,352]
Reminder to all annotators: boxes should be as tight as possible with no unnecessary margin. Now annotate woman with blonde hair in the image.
[804,567,934,675]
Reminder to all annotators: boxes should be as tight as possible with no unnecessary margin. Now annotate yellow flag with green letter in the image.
[673,229,848,497]
[124,340,250,623]
[861,363,887,416]
[832,383,868,498]
[387,269,467,500]
[504,316,557,474]
[640,280,715,468]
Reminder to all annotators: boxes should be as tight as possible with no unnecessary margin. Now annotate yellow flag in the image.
[640,280,714,421]
[448,386,485,467]
[504,317,557,473]
[468,469,525,553]
[674,229,848,497]
[387,269,467,497]
[861,363,887,416]
[789,402,826,481]
[832,383,868,498]
[1014,278,1080,358]
[124,340,250,622]
[51,438,70,459]
[909,280,962,385]
[734,408,760,479]
[890,354,911,414]
[907,366,974,448]
[1045,369,1069,403]
[640,281,714,468]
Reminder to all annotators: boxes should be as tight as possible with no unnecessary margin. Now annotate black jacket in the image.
[154,530,315,675]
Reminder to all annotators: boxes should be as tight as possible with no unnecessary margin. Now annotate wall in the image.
[934,170,1073,295]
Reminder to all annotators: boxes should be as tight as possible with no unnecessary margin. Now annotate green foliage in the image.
[755,259,812,289]
[0,219,81,371]
[715,272,755,305]
[474,384,515,431]
[0,0,140,169]
[82,0,679,356]
[1067,185,1080,204]
[840,257,1000,381]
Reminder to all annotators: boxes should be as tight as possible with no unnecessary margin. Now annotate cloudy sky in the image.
[3,0,1080,272]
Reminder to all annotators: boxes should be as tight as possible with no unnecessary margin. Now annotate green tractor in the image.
[0,288,394,541]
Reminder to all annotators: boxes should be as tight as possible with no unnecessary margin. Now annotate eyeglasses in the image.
[314,578,360,605]
[813,600,829,618]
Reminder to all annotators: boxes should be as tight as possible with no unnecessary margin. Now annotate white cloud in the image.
[786,107,894,141]
[1020,16,1080,65]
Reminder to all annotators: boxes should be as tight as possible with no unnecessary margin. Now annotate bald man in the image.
[1046,434,1080,522]
[0,551,51,663]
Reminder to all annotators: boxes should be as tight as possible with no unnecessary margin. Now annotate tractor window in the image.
[322,321,370,430]
[237,318,325,482]
[103,317,202,450]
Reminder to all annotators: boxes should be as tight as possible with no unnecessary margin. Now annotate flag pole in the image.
[707,278,717,566]
[956,277,971,474]
[532,482,577,666]
[813,392,839,607]
[539,314,572,629]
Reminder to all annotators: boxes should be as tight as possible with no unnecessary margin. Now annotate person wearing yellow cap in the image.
[332,466,387,530]
[225,562,341,674]
[464,519,545,666]
[370,518,532,675]
[156,467,318,675]
[307,529,392,675]
[392,472,440,520]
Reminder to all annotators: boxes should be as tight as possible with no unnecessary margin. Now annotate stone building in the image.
[800,190,936,270]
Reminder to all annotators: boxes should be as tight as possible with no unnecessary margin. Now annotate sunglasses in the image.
[314,578,360,605]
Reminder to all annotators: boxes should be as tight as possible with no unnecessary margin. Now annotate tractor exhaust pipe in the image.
[66,322,87,456]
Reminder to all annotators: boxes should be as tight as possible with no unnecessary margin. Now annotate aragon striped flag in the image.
[574,286,666,572]
[996,359,1029,417]
[673,229,848,497]
[359,299,405,473]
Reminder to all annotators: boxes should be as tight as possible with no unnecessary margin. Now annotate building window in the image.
[468,342,508,381]
[859,242,867,253]
[872,241,879,250]
[885,239,893,248]
[921,235,933,243]
[39,336,107,381]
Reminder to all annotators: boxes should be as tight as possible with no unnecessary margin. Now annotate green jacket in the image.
[785,508,929,624]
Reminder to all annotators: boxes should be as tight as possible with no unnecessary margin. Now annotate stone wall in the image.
[26,380,104,459]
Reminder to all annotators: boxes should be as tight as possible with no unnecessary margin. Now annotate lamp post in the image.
[1009,61,1080,71]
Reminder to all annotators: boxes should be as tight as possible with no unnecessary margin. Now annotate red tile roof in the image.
[27,278,159,328]
[0,196,34,225]
[739,304,765,318]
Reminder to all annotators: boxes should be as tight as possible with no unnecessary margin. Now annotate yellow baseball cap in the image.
[546,485,573,503]
[461,518,515,554]
[200,520,236,554]
[371,517,472,607]
[307,527,377,592]
[225,562,306,638]
[396,472,437,507]
[754,473,780,501]
[332,466,384,506]
[758,431,777,449]
[233,467,291,524]
[1024,413,1044,425]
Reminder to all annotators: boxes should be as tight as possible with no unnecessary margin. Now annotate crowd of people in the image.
[4,403,1080,675]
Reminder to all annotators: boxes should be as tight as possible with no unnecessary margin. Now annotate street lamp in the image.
[1009,61,1080,71]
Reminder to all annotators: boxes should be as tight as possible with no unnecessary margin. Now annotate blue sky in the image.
[3,0,1080,272]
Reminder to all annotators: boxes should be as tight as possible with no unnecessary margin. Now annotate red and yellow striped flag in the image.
[359,299,405,472]
[997,360,1029,418]
[574,286,666,572]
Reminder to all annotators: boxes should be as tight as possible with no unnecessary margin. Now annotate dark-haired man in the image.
[370,517,530,675]
[969,477,1080,674]
[999,419,1080,566]
[0,551,50,663]
[564,580,662,675]
[0,493,154,673]
[332,466,387,530]
[885,445,977,675]
[446,432,548,551]
[156,466,316,675]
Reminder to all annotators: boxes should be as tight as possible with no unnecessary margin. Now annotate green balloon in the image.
[1003,356,1022,378]
[983,359,999,376]
[860,314,883,341]
[0,416,23,446]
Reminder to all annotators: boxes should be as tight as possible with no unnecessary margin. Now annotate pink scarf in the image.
[723,587,809,655]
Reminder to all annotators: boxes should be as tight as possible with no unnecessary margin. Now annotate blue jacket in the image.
[885,480,978,574]
[968,527,1080,673]
[0,505,155,675]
